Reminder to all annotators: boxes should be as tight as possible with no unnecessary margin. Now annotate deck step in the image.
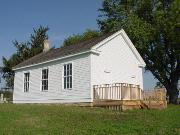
[140,101,149,109]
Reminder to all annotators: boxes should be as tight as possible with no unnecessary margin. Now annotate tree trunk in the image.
[166,84,179,104]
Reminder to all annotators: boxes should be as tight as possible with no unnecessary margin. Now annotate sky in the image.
[0,0,157,89]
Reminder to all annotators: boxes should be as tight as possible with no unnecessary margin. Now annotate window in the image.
[24,72,30,92]
[63,63,72,89]
[42,69,48,91]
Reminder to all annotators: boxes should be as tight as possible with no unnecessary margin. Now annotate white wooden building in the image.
[13,29,146,103]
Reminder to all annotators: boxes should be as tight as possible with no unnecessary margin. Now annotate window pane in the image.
[67,82,69,89]
[64,65,66,76]
[70,68,72,75]
[70,76,72,88]
[63,64,72,89]
[24,73,30,92]
[70,76,72,83]
[44,83,48,90]
[47,69,48,78]
[42,69,48,91]
[44,74,46,79]
[45,80,48,86]
[27,83,29,91]
[67,64,69,71]
[70,64,72,70]
[67,77,69,83]
[42,80,44,85]
[70,83,72,89]
[42,70,44,79]
[42,70,45,74]
[67,70,69,76]
[64,77,66,89]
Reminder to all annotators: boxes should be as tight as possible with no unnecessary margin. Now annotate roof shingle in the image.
[13,33,113,70]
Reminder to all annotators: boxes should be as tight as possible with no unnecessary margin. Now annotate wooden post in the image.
[120,83,122,100]
[140,88,142,100]
[129,84,132,100]
[117,84,120,99]
[93,86,96,100]
[102,86,103,99]
[112,84,114,99]
[99,86,101,99]
[138,85,140,100]
[105,85,107,99]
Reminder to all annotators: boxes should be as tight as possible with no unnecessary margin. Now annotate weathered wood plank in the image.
[93,83,142,100]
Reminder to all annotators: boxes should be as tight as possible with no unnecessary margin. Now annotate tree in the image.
[63,29,101,46]
[155,82,164,88]
[98,0,180,104]
[2,26,49,88]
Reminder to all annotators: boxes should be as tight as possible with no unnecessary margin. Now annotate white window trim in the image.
[23,71,30,93]
[40,67,49,92]
[62,62,73,90]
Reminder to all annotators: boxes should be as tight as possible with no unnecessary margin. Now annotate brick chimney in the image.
[43,40,50,52]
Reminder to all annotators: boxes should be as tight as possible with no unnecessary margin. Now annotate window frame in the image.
[23,72,30,92]
[41,68,49,92]
[63,63,73,90]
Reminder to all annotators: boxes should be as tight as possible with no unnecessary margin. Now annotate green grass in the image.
[0,104,179,135]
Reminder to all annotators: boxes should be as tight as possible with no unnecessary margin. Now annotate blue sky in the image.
[0,0,157,89]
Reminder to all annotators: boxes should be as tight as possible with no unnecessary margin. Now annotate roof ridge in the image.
[13,32,115,70]
[59,33,108,48]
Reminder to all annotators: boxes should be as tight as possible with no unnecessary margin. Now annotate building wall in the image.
[91,33,144,91]
[13,31,145,103]
[13,53,91,103]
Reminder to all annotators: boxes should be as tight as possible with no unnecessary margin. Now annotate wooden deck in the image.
[93,100,142,110]
[93,83,167,110]
[93,83,142,100]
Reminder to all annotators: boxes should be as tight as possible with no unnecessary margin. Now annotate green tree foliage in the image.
[2,26,49,88]
[98,0,180,104]
[63,29,101,46]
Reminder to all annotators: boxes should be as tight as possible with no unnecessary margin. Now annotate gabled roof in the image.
[92,29,146,67]
[13,33,113,70]
[13,29,146,71]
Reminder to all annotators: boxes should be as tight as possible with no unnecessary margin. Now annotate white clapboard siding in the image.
[13,53,91,103]
[91,32,144,90]
[13,30,145,103]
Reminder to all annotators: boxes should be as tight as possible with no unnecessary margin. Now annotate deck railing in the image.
[93,83,143,100]
[142,88,167,101]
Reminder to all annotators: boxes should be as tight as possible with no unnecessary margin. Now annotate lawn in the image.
[0,104,179,135]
